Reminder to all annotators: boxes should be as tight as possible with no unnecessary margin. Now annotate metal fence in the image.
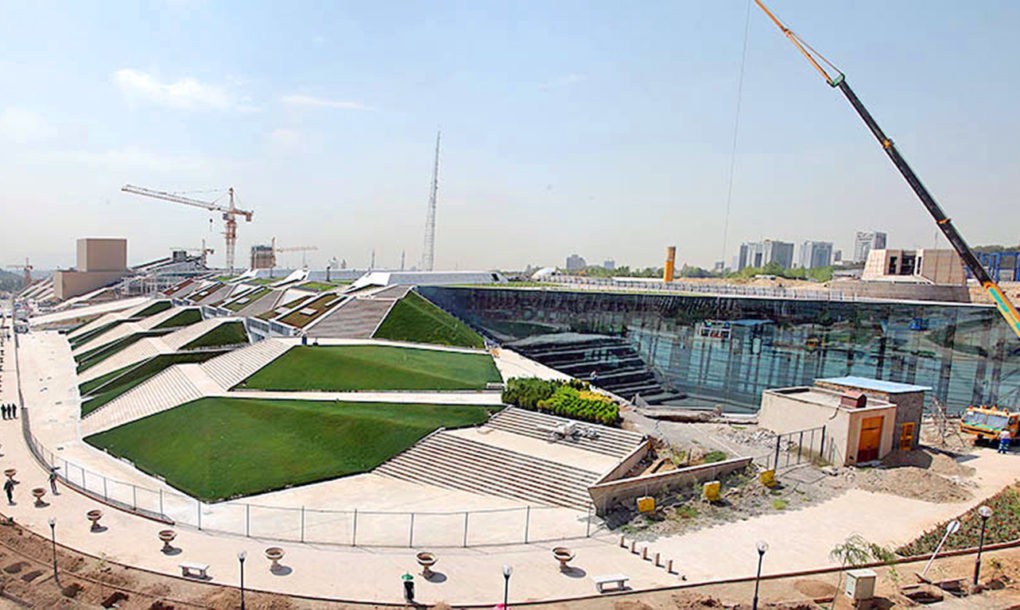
[539,274,855,301]
[753,425,841,472]
[13,334,599,548]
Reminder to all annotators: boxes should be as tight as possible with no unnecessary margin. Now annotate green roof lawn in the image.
[235,345,501,392]
[373,290,485,348]
[85,398,497,501]
[80,350,228,416]
[224,287,270,312]
[134,301,173,318]
[75,330,171,373]
[256,295,312,320]
[278,294,344,328]
[69,321,122,349]
[152,308,203,330]
[181,321,248,350]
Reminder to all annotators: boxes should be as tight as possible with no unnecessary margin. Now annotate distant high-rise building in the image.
[833,250,842,263]
[565,254,587,272]
[603,259,616,270]
[799,241,834,269]
[738,240,795,270]
[853,231,888,263]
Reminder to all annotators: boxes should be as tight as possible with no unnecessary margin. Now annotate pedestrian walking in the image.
[49,469,58,495]
[999,428,1012,454]
[12,403,17,419]
[4,478,13,505]
[2,404,7,420]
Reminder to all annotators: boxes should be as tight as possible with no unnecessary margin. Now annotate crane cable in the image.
[720,0,753,267]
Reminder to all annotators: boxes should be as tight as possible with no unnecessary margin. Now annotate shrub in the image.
[502,377,619,426]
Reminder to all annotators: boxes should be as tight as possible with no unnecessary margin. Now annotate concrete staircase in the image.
[81,365,206,436]
[305,298,396,339]
[200,339,293,389]
[485,408,646,458]
[72,306,183,356]
[375,431,599,510]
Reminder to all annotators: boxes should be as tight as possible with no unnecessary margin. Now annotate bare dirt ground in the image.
[616,414,984,541]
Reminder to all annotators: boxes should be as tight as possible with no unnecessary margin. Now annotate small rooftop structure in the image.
[348,270,506,292]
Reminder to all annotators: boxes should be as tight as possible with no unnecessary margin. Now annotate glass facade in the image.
[421,286,1020,414]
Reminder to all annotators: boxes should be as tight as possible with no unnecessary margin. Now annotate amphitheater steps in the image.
[376,431,598,510]
[305,298,396,339]
[199,339,293,389]
[80,364,205,436]
[485,408,645,458]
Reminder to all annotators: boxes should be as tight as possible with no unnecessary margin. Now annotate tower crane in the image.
[755,0,1020,340]
[5,258,33,289]
[271,237,317,268]
[121,185,253,272]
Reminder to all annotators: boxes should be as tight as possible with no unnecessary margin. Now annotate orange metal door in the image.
[898,422,915,450]
[857,416,883,462]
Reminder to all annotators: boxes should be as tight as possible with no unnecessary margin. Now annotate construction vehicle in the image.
[755,1,1020,341]
[122,185,253,273]
[959,405,1019,444]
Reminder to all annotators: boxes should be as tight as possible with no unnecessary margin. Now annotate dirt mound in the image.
[881,449,975,477]
[857,467,972,503]
[794,579,836,598]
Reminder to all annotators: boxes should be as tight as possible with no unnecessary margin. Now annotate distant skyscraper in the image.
[854,231,888,263]
[738,240,795,270]
[799,241,834,269]
[603,259,616,270]
[565,254,587,272]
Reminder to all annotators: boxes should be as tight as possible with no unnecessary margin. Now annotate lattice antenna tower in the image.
[422,131,441,271]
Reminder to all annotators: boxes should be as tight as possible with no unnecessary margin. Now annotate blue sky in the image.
[2,0,1020,271]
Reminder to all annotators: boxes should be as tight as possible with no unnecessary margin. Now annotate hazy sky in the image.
[2,0,1019,272]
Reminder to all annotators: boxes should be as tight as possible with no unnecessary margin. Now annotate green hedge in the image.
[502,377,619,426]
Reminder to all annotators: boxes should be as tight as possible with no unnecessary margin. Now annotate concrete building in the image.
[250,244,275,270]
[861,249,966,285]
[759,384,898,466]
[565,254,587,272]
[53,238,129,301]
[799,241,834,269]
[602,259,616,271]
[814,376,928,451]
[738,240,794,270]
[853,231,888,263]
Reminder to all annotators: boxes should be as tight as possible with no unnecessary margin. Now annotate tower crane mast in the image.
[122,185,253,272]
[755,0,1020,340]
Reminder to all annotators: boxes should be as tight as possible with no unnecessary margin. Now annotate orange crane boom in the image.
[122,185,253,272]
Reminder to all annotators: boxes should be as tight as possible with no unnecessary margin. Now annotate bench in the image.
[179,562,209,579]
[592,573,629,593]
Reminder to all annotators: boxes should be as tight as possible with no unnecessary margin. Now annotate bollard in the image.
[655,552,661,567]
[630,540,637,554]
[620,535,626,548]
[667,559,674,574]
[642,547,648,560]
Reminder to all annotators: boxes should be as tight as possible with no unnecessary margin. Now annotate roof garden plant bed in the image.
[373,290,484,348]
[235,344,502,392]
[224,287,270,312]
[85,397,498,501]
[278,294,344,328]
[255,295,313,321]
[152,308,202,330]
[181,321,248,350]
[134,301,173,318]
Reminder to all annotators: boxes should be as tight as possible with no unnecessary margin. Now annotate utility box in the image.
[636,496,655,513]
[702,481,721,502]
[844,569,877,601]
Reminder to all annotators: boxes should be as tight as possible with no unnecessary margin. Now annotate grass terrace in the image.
[224,287,270,312]
[152,308,202,330]
[69,321,123,349]
[86,398,498,501]
[278,293,344,328]
[250,277,278,285]
[181,321,248,350]
[374,291,484,348]
[75,330,172,373]
[297,281,347,292]
[187,282,225,302]
[236,344,502,391]
[134,301,173,318]
[80,351,228,416]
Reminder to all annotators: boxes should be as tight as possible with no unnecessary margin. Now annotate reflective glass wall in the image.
[421,286,1020,413]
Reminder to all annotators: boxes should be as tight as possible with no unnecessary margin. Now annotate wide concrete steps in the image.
[71,306,181,355]
[200,339,292,389]
[67,300,156,340]
[485,408,645,458]
[81,364,206,436]
[376,431,598,510]
[306,298,395,339]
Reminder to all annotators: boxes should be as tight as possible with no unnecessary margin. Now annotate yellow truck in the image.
[960,406,1019,443]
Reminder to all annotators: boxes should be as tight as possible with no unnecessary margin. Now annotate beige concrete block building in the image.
[861,248,965,285]
[54,238,129,301]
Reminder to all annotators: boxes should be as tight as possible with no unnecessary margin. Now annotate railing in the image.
[14,333,599,548]
[535,274,855,302]
[753,425,840,472]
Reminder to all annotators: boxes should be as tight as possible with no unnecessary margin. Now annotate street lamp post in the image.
[973,505,993,587]
[238,550,247,610]
[47,518,57,583]
[752,540,768,610]
[502,564,513,609]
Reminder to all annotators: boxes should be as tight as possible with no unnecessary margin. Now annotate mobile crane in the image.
[754,0,1020,341]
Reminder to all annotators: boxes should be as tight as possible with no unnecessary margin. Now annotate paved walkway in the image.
[2,325,1018,604]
